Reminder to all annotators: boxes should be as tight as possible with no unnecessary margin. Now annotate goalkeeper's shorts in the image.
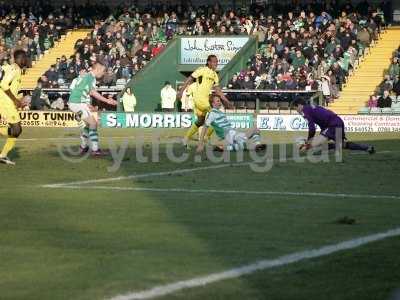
[320,119,346,142]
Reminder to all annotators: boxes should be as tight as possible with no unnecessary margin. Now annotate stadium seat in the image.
[234,101,246,109]
[392,107,400,114]
[391,102,400,109]
[259,101,268,109]
[278,101,290,113]
[246,101,256,110]
[370,107,382,114]
[382,107,393,114]
[267,101,278,113]
[358,107,370,114]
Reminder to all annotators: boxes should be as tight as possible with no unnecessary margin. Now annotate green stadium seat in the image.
[382,107,393,114]
[392,102,400,109]
[393,108,400,114]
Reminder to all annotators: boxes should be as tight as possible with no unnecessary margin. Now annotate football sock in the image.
[0,137,16,158]
[89,128,99,151]
[345,142,369,151]
[185,123,199,140]
[80,127,89,148]
[249,133,261,145]
[206,127,214,139]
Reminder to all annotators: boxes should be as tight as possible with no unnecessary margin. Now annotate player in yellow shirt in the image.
[177,55,232,147]
[0,50,28,165]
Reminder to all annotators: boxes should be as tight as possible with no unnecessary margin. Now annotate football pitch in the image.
[1,128,400,300]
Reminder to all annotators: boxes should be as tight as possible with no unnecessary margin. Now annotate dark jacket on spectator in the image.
[377,95,392,108]
[393,79,400,96]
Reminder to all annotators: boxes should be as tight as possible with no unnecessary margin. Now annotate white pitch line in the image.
[44,185,400,200]
[109,227,400,300]
[41,163,249,188]
[15,136,147,142]
[41,148,396,188]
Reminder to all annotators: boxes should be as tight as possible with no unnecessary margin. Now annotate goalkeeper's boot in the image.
[0,156,16,166]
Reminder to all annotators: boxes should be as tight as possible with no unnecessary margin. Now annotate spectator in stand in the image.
[366,95,378,108]
[160,81,176,112]
[44,64,59,86]
[31,81,50,110]
[393,75,400,96]
[379,75,393,93]
[291,49,306,71]
[357,26,371,48]
[102,67,117,87]
[121,87,137,112]
[388,57,399,80]
[377,90,392,108]
[151,41,165,58]
[241,74,255,90]
[227,74,242,89]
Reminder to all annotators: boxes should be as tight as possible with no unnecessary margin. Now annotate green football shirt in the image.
[69,73,96,104]
[205,108,232,139]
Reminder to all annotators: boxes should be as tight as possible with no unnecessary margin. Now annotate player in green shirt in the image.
[68,62,117,156]
[196,95,266,153]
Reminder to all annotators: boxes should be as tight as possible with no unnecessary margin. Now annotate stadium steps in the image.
[330,26,400,115]
[21,29,91,89]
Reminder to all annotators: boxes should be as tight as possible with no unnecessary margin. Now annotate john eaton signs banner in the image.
[180,37,249,68]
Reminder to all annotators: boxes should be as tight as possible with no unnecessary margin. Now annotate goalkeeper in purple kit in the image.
[293,98,375,154]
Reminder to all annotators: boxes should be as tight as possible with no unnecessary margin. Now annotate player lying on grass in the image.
[293,98,375,154]
[0,50,28,165]
[196,95,266,153]
[68,62,117,156]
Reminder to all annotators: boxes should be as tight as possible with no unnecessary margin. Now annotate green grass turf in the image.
[0,128,399,300]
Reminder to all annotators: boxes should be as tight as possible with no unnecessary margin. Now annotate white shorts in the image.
[226,129,247,146]
[68,103,92,120]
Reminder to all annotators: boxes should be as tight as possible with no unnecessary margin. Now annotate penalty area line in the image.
[43,185,400,200]
[109,227,400,300]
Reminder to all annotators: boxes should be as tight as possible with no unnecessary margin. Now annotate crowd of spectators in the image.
[41,0,391,89]
[225,4,388,108]
[0,2,113,69]
[366,47,400,109]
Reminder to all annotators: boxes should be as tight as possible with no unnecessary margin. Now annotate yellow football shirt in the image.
[0,63,22,100]
[0,63,22,123]
[191,66,219,105]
